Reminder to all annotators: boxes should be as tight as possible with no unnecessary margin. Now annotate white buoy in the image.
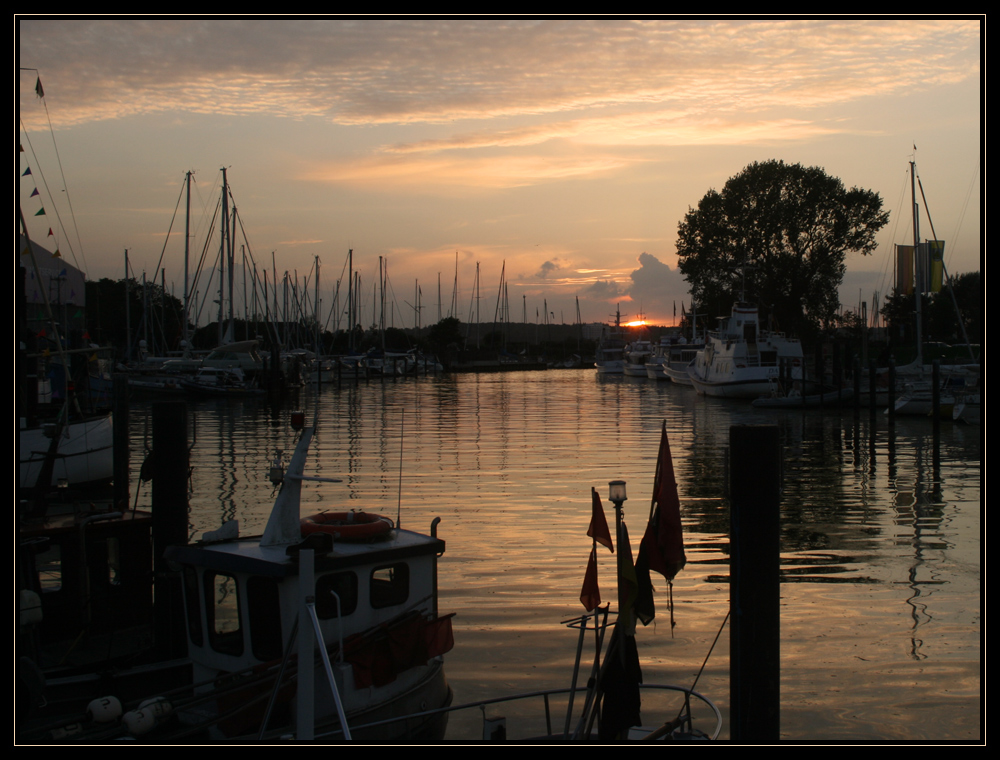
[122,708,156,736]
[87,696,123,723]
[138,697,173,720]
[123,697,174,735]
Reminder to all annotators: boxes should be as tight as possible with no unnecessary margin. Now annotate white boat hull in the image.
[596,360,624,374]
[688,369,789,399]
[19,414,114,488]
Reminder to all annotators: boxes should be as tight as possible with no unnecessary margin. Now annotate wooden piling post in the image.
[729,425,781,742]
[151,401,189,659]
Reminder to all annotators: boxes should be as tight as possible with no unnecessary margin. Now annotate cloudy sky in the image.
[17,18,981,329]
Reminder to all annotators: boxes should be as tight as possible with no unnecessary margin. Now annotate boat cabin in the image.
[162,428,454,739]
[165,521,452,738]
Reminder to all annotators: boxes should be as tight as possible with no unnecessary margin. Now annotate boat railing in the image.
[309,681,723,742]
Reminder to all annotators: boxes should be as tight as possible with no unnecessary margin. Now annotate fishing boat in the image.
[164,425,454,741]
[19,414,455,743]
[687,302,803,398]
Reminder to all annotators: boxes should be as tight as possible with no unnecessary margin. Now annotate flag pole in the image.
[608,480,627,662]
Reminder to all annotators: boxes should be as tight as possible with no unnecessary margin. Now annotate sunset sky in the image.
[17,18,982,331]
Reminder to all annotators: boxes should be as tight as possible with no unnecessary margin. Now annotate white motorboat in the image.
[687,302,803,399]
[595,308,627,375]
[622,339,654,377]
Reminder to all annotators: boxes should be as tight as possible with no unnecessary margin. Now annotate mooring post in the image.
[853,356,861,418]
[112,373,130,512]
[887,356,896,424]
[869,359,877,422]
[152,400,190,659]
[932,359,941,435]
[729,425,781,742]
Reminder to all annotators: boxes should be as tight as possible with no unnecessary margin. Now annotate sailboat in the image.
[882,160,980,415]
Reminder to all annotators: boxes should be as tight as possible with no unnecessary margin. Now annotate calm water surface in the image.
[130,370,981,741]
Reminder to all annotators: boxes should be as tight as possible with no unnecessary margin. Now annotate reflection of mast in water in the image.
[891,425,946,661]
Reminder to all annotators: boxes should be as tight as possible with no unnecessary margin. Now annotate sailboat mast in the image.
[910,161,923,366]
[315,255,321,352]
[125,249,131,363]
[348,248,354,351]
[219,168,228,346]
[229,203,236,333]
[183,170,191,350]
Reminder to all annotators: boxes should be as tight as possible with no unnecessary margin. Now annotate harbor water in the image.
[130,370,981,741]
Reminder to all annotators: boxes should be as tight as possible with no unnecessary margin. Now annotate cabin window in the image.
[370,563,409,609]
[316,572,358,619]
[34,541,62,593]
[182,566,204,647]
[205,571,243,656]
[247,577,282,661]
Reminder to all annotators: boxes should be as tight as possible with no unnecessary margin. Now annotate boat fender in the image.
[87,696,123,723]
[139,697,174,720]
[123,709,156,736]
[122,697,173,736]
[300,510,393,541]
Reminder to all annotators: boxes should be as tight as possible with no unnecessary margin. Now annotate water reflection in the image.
[129,370,980,740]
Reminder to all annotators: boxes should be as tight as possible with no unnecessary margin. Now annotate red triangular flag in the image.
[587,487,614,553]
[580,546,601,611]
[639,421,686,581]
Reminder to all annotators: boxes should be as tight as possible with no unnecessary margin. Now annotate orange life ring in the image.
[300,511,393,541]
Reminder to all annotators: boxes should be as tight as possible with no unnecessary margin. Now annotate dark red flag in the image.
[580,546,601,611]
[639,421,686,581]
[587,487,614,553]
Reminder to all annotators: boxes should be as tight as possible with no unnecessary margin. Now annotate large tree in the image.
[676,160,888,339]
